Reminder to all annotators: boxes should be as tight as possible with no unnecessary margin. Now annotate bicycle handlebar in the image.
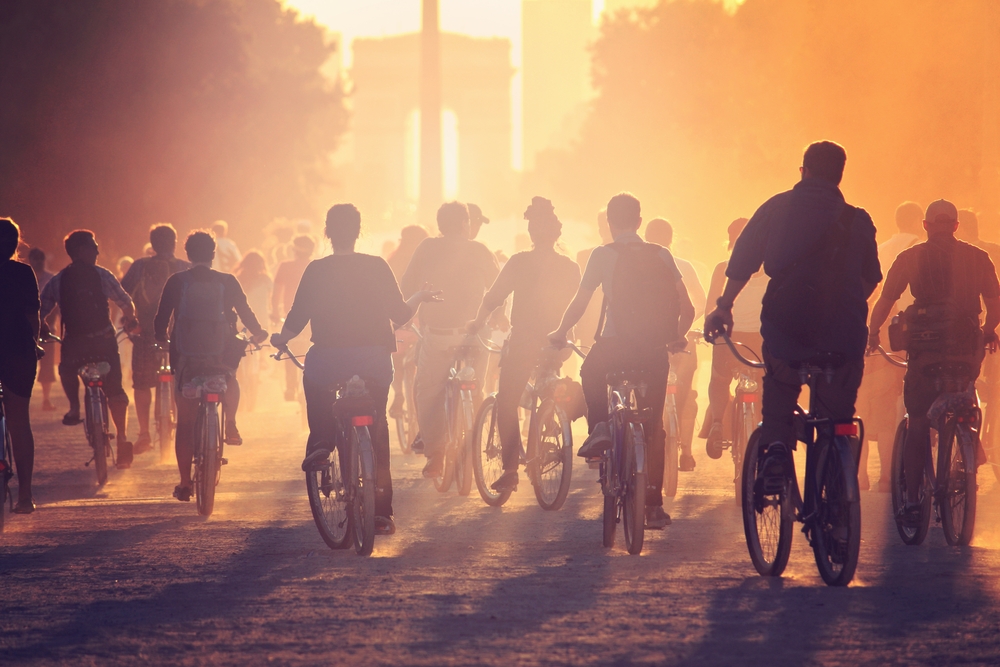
[719,333,766,369]
[271,344,306,370]
[547,342,586,359]
[870,345,908,368]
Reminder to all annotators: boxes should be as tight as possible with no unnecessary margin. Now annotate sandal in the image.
[173,485,192,502]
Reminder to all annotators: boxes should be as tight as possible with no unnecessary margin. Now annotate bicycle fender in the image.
[833,437,860,503]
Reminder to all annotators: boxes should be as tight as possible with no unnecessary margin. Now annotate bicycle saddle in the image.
[78,361,112,381]
[923,361,973,380]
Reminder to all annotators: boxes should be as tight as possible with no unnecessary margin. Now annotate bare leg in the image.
[134,387,152,437]
[59,369,80,417]
[223,376,241,443]
[3,393,35,504]
[175,396,196,487]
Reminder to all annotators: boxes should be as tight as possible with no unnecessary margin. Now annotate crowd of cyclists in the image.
[2,139,999,579]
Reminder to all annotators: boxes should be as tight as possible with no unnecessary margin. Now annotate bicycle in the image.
[878,347,980,547]
[273,346,379,556]
[719,333,863,586]
[976,353,1000,483]
[180,373,229,517]
[472,342,575,510]
[153,344,176,464]
[429,335,481,496]
[390,326,419,455]
[663,370,681,499]
[0,381,14,532]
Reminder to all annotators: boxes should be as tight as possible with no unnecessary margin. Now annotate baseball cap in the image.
[924,199,958,225]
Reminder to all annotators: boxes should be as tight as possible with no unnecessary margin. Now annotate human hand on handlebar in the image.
[866,329,881,355]
[666,338,688,353]
[250,329,268,346]
[547,329,568,349]
[703,307,733,343]
[986,329,998,354]
[270,332,290,349]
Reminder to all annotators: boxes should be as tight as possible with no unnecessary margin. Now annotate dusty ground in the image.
[4,362,1000,666]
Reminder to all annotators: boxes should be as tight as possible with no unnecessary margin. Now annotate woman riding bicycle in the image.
[466,197,580,492]
[270,204,440,535]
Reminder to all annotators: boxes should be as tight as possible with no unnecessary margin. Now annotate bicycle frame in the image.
[604,380,647,498]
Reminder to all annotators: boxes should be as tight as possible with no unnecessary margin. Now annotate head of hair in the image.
[894,201,923,234]
[606,193,641,230]
[185,230,216,263]
[802,141,847,185]
[211,220,228,237]
[117,256,133,277]
[437,201,470,237]
[400,225,429,248]
[0,218,20,261]
[64,230,97,259]
[27,246,45,267]
[727,217,749,250]
[292,234,316,257]
[149,223,178,255]
[325,204,362,247]
[957,209,979,241]
[644,218,673,248]
[523,196,562,248]
[236,250,268,280]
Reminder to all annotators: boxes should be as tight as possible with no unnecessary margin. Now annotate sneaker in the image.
[134,433,153,455]
[173,484,192,502]
[705,421,724,459]
[410,433,425,455]
[754,442,789,496]
[116,441,134,469]
[225,422,243,446]
[301,448,331,472]
[900,501,923,528]
[12,498,35,514]
[645,505,672,529]
[578,421,613,458]
[62,412,82,426]
[679,453,696,472]
[490,470,519,492]
[422,454,444,479]
[375,515,396,535]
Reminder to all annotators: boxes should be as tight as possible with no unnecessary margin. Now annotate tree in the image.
[0,0,347,259]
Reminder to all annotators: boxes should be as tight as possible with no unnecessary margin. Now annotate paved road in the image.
[4,371,1000,666]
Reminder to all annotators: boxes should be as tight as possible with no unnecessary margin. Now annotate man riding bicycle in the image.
[121,224,191,455]
[466,196,580,492]
[40,230,138,468]
[868,199,1000,526]
[270,204,440,534]
[704,141,881,491]
[549,192,695,529]
[154,231,267,502]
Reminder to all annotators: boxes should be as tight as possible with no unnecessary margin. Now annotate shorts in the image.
[59,334,127,400]
[131,336,160,390]
[1,353,37,398]
[38,341,57,383]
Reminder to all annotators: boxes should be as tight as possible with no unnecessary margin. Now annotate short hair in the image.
[0,218,20,260]
[292,234,316,256]
[64,230,97,258]
[802,141,847,185]
[437,201,470,236]
[325,204,362,246]
[28,247,46,265]
[149,224,177,255]
[185,230,216,263]
[895,201,923,234]
[211,220,228,236]
[606,193,641,228]
[644,218,673,247]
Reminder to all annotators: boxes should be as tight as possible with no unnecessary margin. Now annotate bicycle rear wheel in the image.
[195,405,220,517]
[156,381,175,465]
[622,424,646,555]
[351,427,376,556]
[87,392,109,486]
[890,418,930,545]
[663,400,679,499]
[455,395,474,497]
[472,396,510,507]
[741,429,792,577]
[305,441,351,549]
[812,437,861,586]
[531,400,573,511]
[940,423,977,546]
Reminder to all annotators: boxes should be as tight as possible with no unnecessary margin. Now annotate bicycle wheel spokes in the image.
[812,439,861,586]
[890,418,931,545]
[472,396,508,506]
[532,401,572,511]
[622,424,645,555]
[940,426,976,546]
[306,444,351,549]
[741,430,792,577]
[351,429,376,556]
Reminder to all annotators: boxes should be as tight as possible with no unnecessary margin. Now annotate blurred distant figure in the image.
[27,247,56,411]
[387,225,429,281]
[468,203,490,240]
[381,240,397,259]
[272,235,316,401]
[121,224,191,453]
[575,209,614,351]
[957,209,1000,266]
[1,219,40,513]
[235,250,272,410]
[645,218,705,472]
[117,256,134,280]
[211,220,242,273]
[265,223,295,272]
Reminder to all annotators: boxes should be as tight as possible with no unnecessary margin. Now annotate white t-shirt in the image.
[733,270,768,333]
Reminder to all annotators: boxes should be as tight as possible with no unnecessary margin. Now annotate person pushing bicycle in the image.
[549,192,694,530]
[868,199,1000,527]
[704,141,881,495]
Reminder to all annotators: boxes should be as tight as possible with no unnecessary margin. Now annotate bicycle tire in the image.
[196,405,220,517]
[812,437,861,586]
[87,391,109,486]
[733,398,756,507]
[531,400,573,511]
[156,381,175,465]
[622,424,646,555]
[351,427,376,556]
[890,418,930,545]
[0,427,11,534]
[471,395,510,507]
[940,422,977,546]
[741,429,792,577]
[456,394,474,497]
[663,402,679,499]
[602,492,617,548]
[305,441,351,549]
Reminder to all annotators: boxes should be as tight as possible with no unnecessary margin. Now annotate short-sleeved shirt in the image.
[727,178,881,361]
[880,234,1000,319]
[154,265,263,342]
[0,260,40,359]
[580,231,683,338]
[283,253,412,351]
[480,248,580,341]
[120,254,192,328]
[399,236,500,329]
[40,264,134,327]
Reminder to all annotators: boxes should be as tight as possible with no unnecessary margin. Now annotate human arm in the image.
[120,260,141,295]
[547,286,596,346]
[398,241,427,299]
[705,262,727,321]
[673,279,696,351]
[466,258,516,334]
[153,275,181,343]
[99,267,136,325]
[703,278,749,341]
[859,211,883,300]
[39,273,58,323]
[866,255,910,352]
[227,275,267,344]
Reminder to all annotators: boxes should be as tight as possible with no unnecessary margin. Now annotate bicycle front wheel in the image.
[733,398,756,506]
[87,391,109,486]
[455,394,474,497]
[622,424,646,555]
[156,381,175,465]
[531,400,573,511]
[940,423,977,546]
[305,442,351,549]
[472,395,509,507]
[812,437,861,586]
[196,405,220,517]
[351,427,376,556]
[741,429,792,577]
[663,400,679,499]
[890,418,930,545]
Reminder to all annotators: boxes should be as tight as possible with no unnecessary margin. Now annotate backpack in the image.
[598,242,680,347]
[174,274,228,357]
[133,258,172,324]
[761,204,856,350]
[60,264,112,338]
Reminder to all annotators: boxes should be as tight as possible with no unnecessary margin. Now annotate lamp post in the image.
[419,0,443,225]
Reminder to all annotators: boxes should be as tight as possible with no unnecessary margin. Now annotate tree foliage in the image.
[0,0,346,258]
